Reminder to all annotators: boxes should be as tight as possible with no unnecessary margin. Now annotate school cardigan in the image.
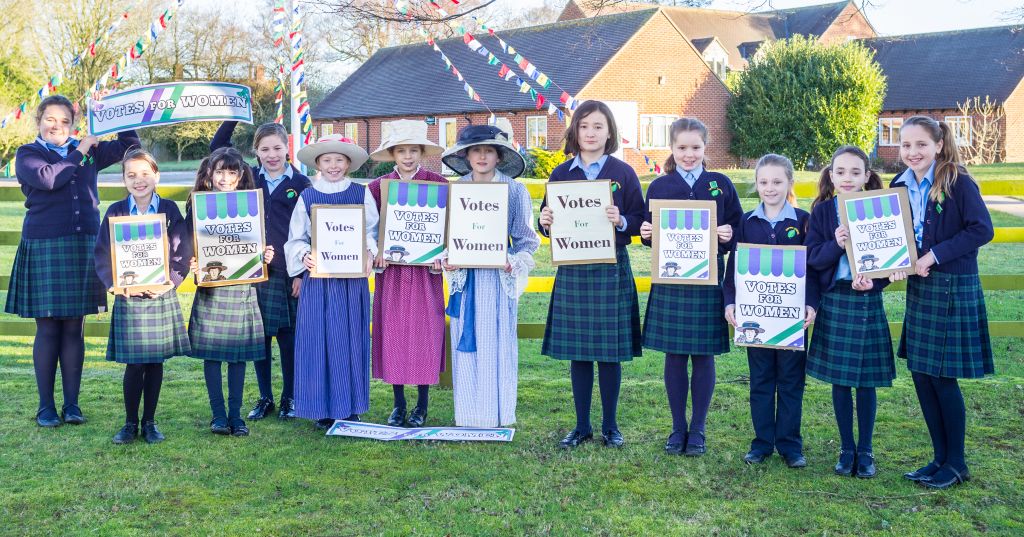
[805,199,891,294]
[15,131,140,239]
[538,155,644,247]
[724,206,820,310]
[888,172,994,275]
[94,197,190,290]
[641,169,744,252]
[210,121,311,272]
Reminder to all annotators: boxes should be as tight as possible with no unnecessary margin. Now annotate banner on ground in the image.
[310,204,366,278]
[88,81,253,136]
[107,214,172,295]
[546,180,616,266]
[326,420,515,442]
[837,189,917,278]
[733,243,808,350]
[650,200,718,285]
[378,180,448,266]
[191,189,267,287]
[446,182,509,268]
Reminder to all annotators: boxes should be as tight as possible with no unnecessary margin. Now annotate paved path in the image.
[984,196,1024,218]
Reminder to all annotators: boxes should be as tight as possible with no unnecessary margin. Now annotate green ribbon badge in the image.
[708,180,721,197]
[936,192,945,214]
[611,181,621,193]
[286,189,297,199]
[786,226,799,238]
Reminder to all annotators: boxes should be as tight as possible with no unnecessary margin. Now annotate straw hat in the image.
[370,120,444,162]
[440,125,526,178]
[296,134,369,171]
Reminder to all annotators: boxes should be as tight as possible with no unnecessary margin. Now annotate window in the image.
[526,116,547,149]
[877,118,902,146]
[640,115,675,149]
[344,123,358,143]
[320,123,334,138]
[944,115,972,145]
[438,118,458,175]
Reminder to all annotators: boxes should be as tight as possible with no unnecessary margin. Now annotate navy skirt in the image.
[5,235,106,318]
[807,283,896,388]
[188,285,265,362]
[106,291,190,364]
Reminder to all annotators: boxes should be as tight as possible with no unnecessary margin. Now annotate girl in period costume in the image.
[368,120,447,428]
[723,154,817,467]
[891,117,994,490]
[539,101,644,449]
[441,125,539,428]
[639,118,743,456]
[288,135,378,430]
[211,121,311,420]
[94,149,190,444]
[6,94,139,427]
[186,148,274,437]
[805,146,896,478]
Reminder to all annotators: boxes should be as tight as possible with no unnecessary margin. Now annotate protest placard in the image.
[108,214,171,294]
[546,180,616,266]
[733,243,808,350]
[650,200,718,285]
[838,189,917,278]
[446,182,509,268]
[88,81,253,136]
[310,204,366,278]
[378,180,448,266]
[191,189,267,287]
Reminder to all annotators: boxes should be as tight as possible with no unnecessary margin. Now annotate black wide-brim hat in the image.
[440,125,526,178]
[203,261,227,271]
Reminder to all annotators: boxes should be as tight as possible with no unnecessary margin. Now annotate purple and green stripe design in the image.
[763,320,806,348]
[845,194,901,223]
[735,246,806,277]
[140,84,187,123]
[387,182,448,208]
[195,191,260,220]
[114,222,162,242]
[660,208,710,230]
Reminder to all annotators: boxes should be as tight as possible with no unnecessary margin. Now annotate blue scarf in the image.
[444,270,477,352]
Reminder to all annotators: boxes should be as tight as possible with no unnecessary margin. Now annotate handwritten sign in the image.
[446,182,509,268]
[733,244,808,350]
[650,200,718,285]
[88,81,253,136]
[192,189,267,287]
[311,205,366,278]
[546,180,616,266]
[108,214,171,294]
[378,180,448,266]
[838,189,918,278]
[326,420,514,442]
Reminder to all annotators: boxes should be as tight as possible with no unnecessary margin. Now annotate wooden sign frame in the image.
[446,181,509,269]
[377,179,449,267]
[732,243,808,350]
[108,214,173,295]
[837,188,918,279]
[546,179,617,267]
[650,199,718,285]
[191,189,268,288]
[310,204,367,278]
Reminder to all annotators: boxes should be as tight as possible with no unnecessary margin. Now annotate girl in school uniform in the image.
[6,94,139,427]
[539,100,644,449]
[287,134,378,430]
[639,117,743,456]
[94,148,190,444]
[805,145,896,478]
[723,154,817,467]
[211,121,311,420]
[441,125,539,428]
[891,116,994,490]
[186,148,274,437]
[367,120,448,428]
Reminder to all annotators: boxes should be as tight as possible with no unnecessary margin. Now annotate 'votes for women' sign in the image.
[546,180,616,266]
[446,182,509,269]
[650,200,718,285]
[837,189,918,278]
[310,205,366,278]
[88,81,253,136]
[191,190,267,287]
[378,180,448,266]
[107,214,172,295]
[733,244,808,350]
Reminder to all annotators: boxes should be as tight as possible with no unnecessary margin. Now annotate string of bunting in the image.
[290,3,313,144]
[92,0,184,91]
[271,0,288,124]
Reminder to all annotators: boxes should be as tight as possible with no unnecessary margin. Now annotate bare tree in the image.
[306,0,499,24]
[956,95,1005,165]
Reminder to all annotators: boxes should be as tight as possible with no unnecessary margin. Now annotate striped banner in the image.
[113,221,163,242]
[88,81,253,136]
[660,209,710,231]
[388,182,448,209]
[845,193,901,223]
[195,191,261,221]
[735,246,807,278]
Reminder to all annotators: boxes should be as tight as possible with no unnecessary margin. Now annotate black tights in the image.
[123,364,163,423]
[33,317,85,413]
[393,384,430,410]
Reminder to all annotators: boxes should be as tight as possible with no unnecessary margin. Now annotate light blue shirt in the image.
[675,165,703,189]
[259,165,293,195]
[36,137,77,158]
[749,200,797,226]
[833,197,853,282]
[893,162,935,249]
[568,154,626,232]
[129,192,161,215]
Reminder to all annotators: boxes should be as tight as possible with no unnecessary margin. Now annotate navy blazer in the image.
[805,198,891,295]
[94,197,190,290]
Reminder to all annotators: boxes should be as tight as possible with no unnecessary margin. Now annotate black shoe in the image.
[141,421,165,444]
[834,450,856,476]
[387,407,407,427]
[246,397,275,420]
[230,418,249,437]
[112,422,138,444]
[744,450,771,464]
[210,417,231,435]
[602,429,624,448]
[921,465,970,490]
[36,407,61,428]
[407,406,428,428]
[61,404,86,425]
[783,454,808,469]
[316,418,335,430]
[665,432,686,455]
[684,432,706,457]
[558,429,593,449]
[856,452,876,479]
[344,414,360,422]
[904,461,942,482]
[278,398,296,420]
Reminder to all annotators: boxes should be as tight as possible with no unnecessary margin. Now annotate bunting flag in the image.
[415,25,491,111]
[0,157,14,178]
[92,1,184,92]
[461,31,547,110]
[290,3,313,144]
[271,0,288,124]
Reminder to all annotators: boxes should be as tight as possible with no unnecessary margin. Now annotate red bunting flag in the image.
[535,94,546,110]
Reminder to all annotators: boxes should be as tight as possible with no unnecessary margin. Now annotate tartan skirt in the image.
[643,282,730,356]
[256,266,298,336]
[899,273,994,379]
[807,283,896,388]
[542,247,642,362]
[5,235,106,318]
[106,292,190,364]
[188,285,266,363]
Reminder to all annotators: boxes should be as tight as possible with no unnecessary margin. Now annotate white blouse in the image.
[285,178,380,277]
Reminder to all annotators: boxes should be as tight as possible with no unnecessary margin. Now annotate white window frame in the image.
[526,116,547,150]
[438,118,458,175]
[344,122,357,143]
[320,123,334,138]
[877,117,902,147]
[944,115,972,146]
[640,115,676,149]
